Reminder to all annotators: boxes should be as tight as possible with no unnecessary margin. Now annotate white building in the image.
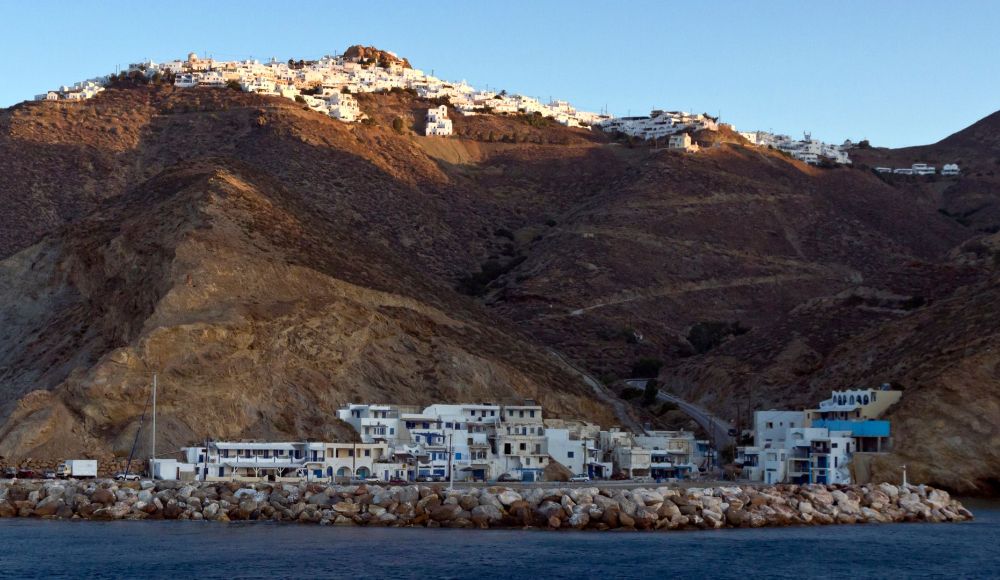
[327,91,363,122]
[667,132,699,152]
[737,387,899,484]
[942,163,961,176]
[634,430,700,479]
[180,440,402,483]
[424,105,453,136]
[597,110,719,142]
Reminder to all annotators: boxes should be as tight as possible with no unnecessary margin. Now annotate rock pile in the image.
[0,480,974,529]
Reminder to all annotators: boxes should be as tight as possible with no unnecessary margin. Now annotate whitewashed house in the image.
[942,163,961,176]
[326,92,361,122]
[668,133,699,152]
[424,105,453,136]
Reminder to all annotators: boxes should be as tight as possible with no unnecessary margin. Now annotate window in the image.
[529,410,535,418]
[446,422,453,429]
[456,453,462,460]
[567,451,575,458]
[766,422,774,429]
[525,458,530,466]
[364,449,371,457]
[520,443,526,451]
[349,449,355,457]
[390,428,395,435]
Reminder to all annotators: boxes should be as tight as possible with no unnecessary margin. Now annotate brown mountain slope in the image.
[0,84,997,493]
[0,159,613,461]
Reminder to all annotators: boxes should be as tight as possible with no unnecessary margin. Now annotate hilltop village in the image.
[35,47,863,166]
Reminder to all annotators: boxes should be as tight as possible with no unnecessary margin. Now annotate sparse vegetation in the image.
[642,379,659,406]
[687,321,749,354]
[621,387,643,400]
[630,357,663,378]
[457,256,527,296]
[391,116,405,134]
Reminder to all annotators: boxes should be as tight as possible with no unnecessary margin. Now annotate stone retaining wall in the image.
[0,480,973,529]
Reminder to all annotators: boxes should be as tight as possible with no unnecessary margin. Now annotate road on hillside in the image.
[625,378,734,448]
[548,349,646,434]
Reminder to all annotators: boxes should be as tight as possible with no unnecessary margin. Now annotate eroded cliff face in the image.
[0,162,612,460]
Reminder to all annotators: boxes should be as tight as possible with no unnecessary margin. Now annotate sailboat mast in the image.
[151,373,157,460]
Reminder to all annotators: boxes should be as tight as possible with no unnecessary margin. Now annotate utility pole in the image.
[448,432,454,491]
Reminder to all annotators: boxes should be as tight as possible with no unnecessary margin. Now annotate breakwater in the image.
[0,479,973,529]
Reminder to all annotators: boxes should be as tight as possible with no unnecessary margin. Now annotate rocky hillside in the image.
[0,82,998,493]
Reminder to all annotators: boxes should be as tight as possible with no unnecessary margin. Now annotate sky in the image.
[1,0,998,147]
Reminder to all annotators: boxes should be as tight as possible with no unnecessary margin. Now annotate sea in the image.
[0,500,996,579]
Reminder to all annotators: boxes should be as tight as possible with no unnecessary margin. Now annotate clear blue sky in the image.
[2,0,998,147]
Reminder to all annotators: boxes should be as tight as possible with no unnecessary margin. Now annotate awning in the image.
[223,462,308,469]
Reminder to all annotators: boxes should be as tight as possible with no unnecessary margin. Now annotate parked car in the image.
[497,473,517,483]
[114,472,140,481]
[43,470,57,480]
[569,475,591,483]
[364,477,382,484]
[17,469,36,479]
[387,478,408,486]
[2,467,16,479]
[415,476,433,483]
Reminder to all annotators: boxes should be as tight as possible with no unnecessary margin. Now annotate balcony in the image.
[812,420,889,437]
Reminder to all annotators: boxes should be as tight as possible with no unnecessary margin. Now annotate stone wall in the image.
[0,480,973,529]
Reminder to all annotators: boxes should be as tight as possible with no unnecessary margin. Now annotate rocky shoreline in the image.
[0,480,973,530]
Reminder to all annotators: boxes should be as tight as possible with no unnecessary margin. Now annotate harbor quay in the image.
[0,479,973,530]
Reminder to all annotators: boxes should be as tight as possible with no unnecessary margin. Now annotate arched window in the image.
[850,395,855,405]
[337,466,352,478]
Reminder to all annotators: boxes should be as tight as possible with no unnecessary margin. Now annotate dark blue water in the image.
[1,502,997,579]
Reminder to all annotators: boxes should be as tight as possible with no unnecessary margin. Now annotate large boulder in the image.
[91,488,116,505]
[497,490,522,507]
[33,496,64,517]
[430,504,462,522]
[332,502,360,516]
[470,504,502,527]
[0,502,16,518]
